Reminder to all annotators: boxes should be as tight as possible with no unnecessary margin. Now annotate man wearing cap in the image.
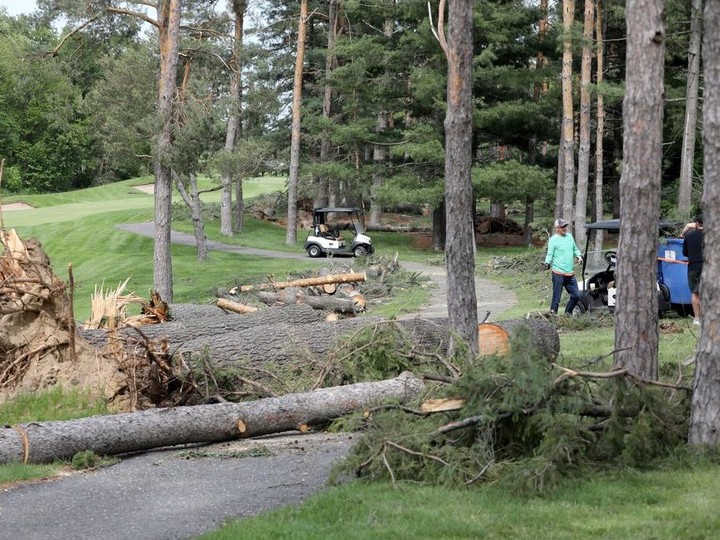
[544,218,583,314]
[681,214,703,325]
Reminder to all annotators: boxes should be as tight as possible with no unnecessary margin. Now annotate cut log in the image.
[0,372,424,464]
[477,318,560,360]
[237,272,367,293]
[216,298,258,314]
[256,290,360,313]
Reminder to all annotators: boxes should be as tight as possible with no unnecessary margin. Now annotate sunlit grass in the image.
[201,466,720,539]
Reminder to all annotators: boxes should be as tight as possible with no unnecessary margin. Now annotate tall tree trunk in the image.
[175,172,208,262]
[221,0,247,236]
[592,0,605,252]
[369,9,394,227]
[561,0,576,223]
[612,0,665,380]
[286,0,308,246]
[555,139,565,218]
[689,0,720,446]
[153,0,182,302]
[369,110,387,227]
[574,0,594,248]
[678,0,703,216]
[432,199,446,251]
[315,0,338,209]
[444,0,479,356]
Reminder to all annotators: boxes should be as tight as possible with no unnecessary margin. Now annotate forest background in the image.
[0,0,703,229]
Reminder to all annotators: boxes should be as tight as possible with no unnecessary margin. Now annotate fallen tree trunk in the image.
[172,316,558,370]
[80,304,325,349]
[0,372,424,464]
[236,272,367,293]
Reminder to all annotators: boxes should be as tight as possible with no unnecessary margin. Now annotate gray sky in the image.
[0,0,37,16]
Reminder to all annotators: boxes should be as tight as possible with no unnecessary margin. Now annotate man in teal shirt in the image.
[544,218,583,314]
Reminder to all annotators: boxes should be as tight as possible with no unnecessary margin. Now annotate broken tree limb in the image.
[0,371,424,464]
[216,298,258,314]
[257,289,360,313]
[237,272,367,293]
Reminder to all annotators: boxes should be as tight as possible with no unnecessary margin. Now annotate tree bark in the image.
[678,0,703,216]
[257,289,361,313]
[167,316,558,373]
[561,0,576,224]
[286,0,308,246]
[80,304,325,348]
[153,0,182,302]
[237,272,367,293]
[689,0,720,445]
[612,0,665,380]
[221,0,247,236]
[0,372,424,464]
[574,0,594,248]
[592,0,605,253]
[175,172,208,262]
[443,0,478,356]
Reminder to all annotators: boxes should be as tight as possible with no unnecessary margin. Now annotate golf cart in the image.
[304,207,374,258]
[577,219,692,315]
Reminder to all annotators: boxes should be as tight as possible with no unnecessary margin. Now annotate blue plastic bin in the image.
[657,238,692,305]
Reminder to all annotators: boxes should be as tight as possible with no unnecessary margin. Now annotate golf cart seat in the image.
[318,224,335,239]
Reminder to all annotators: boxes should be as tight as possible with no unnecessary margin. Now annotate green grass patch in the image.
[0,463,59,487]
[0,387,108,425]
[201,465,720,539]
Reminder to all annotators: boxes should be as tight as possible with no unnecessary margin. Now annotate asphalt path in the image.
[0,223,516,540]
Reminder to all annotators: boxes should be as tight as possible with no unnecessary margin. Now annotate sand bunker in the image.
[134,184,154,194]
[0,202,34,211]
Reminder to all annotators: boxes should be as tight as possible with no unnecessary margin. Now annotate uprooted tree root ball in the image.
[0,229,201,411]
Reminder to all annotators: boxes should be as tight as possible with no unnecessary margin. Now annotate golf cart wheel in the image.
[353,245,368,257]
[307,245,323,258]
[571,296,588,316]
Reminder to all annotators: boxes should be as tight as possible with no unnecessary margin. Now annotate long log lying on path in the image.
[80,304,325,349]
[0,372,424,464]
[236,272,367,293]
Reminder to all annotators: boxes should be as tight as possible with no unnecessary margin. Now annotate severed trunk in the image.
[0,372,424,464]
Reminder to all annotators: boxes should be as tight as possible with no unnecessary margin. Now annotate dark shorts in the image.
[688,268,702,294]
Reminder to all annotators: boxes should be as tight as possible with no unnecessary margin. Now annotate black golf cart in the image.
[577,219,692,315]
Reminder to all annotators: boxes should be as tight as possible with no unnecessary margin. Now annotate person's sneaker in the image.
[694,319,700,325]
